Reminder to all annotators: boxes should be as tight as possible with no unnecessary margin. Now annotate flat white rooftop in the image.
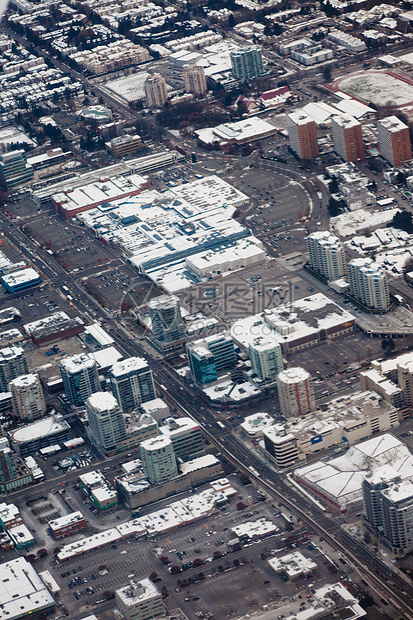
[0,557,55,619]
[10,416,70,444]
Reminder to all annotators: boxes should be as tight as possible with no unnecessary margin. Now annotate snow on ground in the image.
[330,208,399,237]
[338,72,413,107]
[346,226,413,275]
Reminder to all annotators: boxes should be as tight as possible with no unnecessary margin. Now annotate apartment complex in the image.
[71,42,150,75]
[348,258,390,311]
[86,392,126,457]
[9,373,46,421]
[363,473,413,555]
[378,115,412,166]
[307,231,346,281]
[331,113,365,162]
[276,367,316,417]
[139,435,178,484]
[184,64,207,95]
[248,338,284,381]
[0,346,28,392]
[230,45,264,80]
[287,111,319,159]
[109,357,156,412]
[144,73,168,108]
[59,354,100,406]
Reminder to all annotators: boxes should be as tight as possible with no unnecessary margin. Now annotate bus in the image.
[217,421,226,429]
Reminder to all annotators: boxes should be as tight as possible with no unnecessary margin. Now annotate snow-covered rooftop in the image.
[268,550,317,577]
[0,557,55,619]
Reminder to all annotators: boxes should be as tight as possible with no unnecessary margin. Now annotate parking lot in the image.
[229,166,310,227]
[24,214,118,272]
[290,330,384,378]
[28,473,351,619]
[83,265,157,312]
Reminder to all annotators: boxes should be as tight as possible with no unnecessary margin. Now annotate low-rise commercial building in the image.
[48,511,87,540]
[23,312,84,345]
[268,550,317,580]
[1,268,40,293]
[0,557,55,620]
[116,454,222,509]
[9,415,71,457]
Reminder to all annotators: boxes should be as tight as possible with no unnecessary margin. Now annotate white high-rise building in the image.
[230,45,264,80]
[184,65,207,95]
[148,295,184,343]
[277,367,316,417]
[307,231,346,281]
[348,258,390,310]
[9,373,46,421]
[86,392,126,456]
[249,338,283,381]
[144,73,168,108]
[139,435,177,484]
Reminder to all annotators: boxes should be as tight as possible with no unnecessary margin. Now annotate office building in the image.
[159,417,203,460]
[187,333,237,385]
[147,295,184,343]
[277,367,316,417]
[230,45,264,80]
[115,579,164,620]
[363,473,413,555]
[59,353,100,406]
[0,150,33,190]
[187,342,217,386]
[378,115,412,166]
[86,392,126,456]
[140,435,178,484]
[0,346,28,392]
[287,111,319,159]
[184,65,207,95]
[248,338,283,381]
[263,426,300,469]
[331,113,365,162]
[144,73,168,108]
[10,373,46,421]
[307,231,346,281]
[105,134,142,158]
[348,258,390,310]
[109,357,155,412]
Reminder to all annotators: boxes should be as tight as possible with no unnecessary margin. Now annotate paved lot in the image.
[84,265,157,312]
[290,331,384,378]
[24,214,117,272]
[24,471,352,620]
[229,167,309,226]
